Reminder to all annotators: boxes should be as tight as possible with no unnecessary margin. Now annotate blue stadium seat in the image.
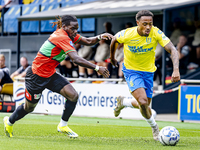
[77,18,81,32]
[31,0,41,4]
[31,0,55,4]
[40,3,60,32]
[48,0,62,4]
[61,0,82,7]
[82,18,95,32]
[3,5,21,33]
[22,4,39,33]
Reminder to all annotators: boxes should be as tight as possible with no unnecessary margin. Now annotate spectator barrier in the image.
[13,78,144,119]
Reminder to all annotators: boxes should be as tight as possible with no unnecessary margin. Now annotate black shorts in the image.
[25,67,70,103]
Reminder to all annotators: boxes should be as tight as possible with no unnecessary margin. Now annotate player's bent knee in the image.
[70,92,79,102]
[24,106,35,113]
[138,98,148,107]
[24,100,37,113]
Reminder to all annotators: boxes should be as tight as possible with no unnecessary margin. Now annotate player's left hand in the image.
[110,58,118,67]
[100,33,113,40]
[98,66,110,78]
[171,69,180,83]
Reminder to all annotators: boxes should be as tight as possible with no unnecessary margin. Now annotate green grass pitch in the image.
[0,113,200,150]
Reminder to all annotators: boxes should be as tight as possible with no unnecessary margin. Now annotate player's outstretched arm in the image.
[110,36,118,67]
[78,33,113,46]
[68,51,110,78]
[164,41,180,83]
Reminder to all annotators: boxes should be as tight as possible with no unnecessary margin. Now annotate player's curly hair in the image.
[51,15,78,29]
[136,10,154,21]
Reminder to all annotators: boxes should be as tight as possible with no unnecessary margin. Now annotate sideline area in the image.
[156,114,200,123]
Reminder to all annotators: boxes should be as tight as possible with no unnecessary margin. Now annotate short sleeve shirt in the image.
[116,26,170,72]
[32,29,82,77]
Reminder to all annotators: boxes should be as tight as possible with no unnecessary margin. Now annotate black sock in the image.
[9,104,28,124]
[98,75,103,78]
[79,74,84,78]
[87,74,93,78]
[61,100,77,122]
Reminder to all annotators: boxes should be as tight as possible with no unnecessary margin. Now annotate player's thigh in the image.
[47,72,70,93]
[147,97,152,106]
[143,71,154,99]
[25,67,47,104]
[123,68,146,96]
[47,72,78,101]
[131,87,148,105]
[60,84,78,102]
[131,89,152,106]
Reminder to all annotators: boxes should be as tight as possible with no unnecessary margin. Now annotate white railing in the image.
[180,79,200,84]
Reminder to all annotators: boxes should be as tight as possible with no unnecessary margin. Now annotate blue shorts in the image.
[122,64,154,98]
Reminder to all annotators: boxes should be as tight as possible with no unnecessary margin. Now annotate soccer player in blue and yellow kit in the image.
[110,10,180,141]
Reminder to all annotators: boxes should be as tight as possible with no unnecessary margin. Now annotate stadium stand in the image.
[40,2,60,32]
[30,0,41,4]
[61,0,82,7]
[82,0,97,3]
[82,18,95,32]
[21,4,39,33]
[3,5,21,33]
[23,0,31,4]
[1,0,97,33]
[1,0,98,33]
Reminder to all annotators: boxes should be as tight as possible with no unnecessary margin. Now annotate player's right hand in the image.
[98,66,110,78]
[110,58,118,67]
[171,69,180,83]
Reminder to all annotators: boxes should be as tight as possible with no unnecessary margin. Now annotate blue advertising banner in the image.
[178,85,200,121]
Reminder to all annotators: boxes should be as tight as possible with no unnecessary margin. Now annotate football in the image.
[158,126,180,146]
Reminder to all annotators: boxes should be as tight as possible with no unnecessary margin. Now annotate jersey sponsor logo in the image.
[146,38,151,44]
[158,30,162,34]
[128,45,153,53]
[34,94,41,100]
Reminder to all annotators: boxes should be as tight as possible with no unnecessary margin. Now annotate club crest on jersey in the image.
[146,38,151,44]
[25,89,32,101]
[130,81,134,87]
[70,41,74,47]
[158,30,162,34]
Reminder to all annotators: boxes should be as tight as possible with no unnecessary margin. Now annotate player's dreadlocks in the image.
[51,15,78,29]
[136,10,154,21]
